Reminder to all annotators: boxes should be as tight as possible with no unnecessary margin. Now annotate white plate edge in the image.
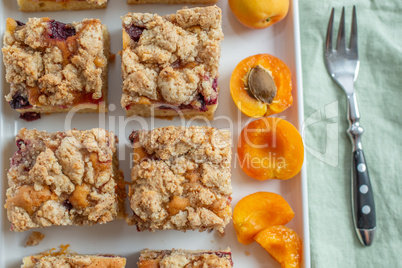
[292,0,311,267]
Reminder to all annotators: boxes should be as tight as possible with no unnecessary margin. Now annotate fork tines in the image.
[326,6,358,53]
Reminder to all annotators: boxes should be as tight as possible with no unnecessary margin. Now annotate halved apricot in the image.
[255,225,302,268]
[230,54,293,118]
[233,192,294,245]
[237,117,303,181]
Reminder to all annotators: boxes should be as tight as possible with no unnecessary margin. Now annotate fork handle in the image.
[347,93,376,246]
[352,148,376,246]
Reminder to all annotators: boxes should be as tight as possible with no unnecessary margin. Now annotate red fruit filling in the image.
[20,112,41,122]
[129,130,141,144]
[49,20,76,40]
[10,93,31,109]
[125,25,146,42]
[16,20,25,26]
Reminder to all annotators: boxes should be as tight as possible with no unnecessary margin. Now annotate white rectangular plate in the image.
[0,0,310,267]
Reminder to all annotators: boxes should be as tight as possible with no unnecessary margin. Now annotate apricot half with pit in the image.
[230,54,293,118]
[255,225,302,268]
[237,117,303,181]
[233,192,294,245]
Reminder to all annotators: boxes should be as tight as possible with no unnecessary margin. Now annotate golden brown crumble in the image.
[121,6,223,110]
[22,254,126,268]
[6,128,124,232]
[87,0,107,4]
[138,249,233,267]
[127,126,232,233]
[3,17,109,108]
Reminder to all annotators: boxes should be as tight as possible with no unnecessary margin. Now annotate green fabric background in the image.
[299,0,402,267]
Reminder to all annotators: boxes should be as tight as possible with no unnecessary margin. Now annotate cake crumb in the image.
[245,251,250,256]
[109,53,116,62]
[25,231,45,247]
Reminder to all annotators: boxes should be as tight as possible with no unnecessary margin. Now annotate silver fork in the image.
[324,6,376,246]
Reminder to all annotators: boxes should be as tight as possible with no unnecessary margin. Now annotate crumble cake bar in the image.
[121,6,223,120]
[17,0,107,12]
[128,0,217,4]
[22,254,126,268]
[5,128,125,232]
[2,18,110,120]
[138,249,233,267]
[127,126,232,233]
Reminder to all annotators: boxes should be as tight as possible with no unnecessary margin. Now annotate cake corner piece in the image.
[2,17,110,120]
[121,6,223,120]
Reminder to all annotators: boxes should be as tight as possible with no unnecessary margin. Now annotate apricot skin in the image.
[237,117,304,181]
[254,225,302,268]
[233,192,295,245]
[229,0,290,29]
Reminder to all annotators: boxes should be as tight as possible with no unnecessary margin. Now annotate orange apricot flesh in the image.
[237,117,304,181]
[233,192,294,245]
[255,225,302,268]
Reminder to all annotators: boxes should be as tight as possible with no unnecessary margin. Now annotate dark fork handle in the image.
[347,92,376,246]
[352,149,376,246]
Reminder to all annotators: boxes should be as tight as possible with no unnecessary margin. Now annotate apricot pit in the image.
[247,65,277,104]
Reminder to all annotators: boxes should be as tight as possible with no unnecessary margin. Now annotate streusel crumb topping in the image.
[22,254,126,268]
[6,128,122,232]
[88,0,107,4]
[128,126,232,233]
[3,18,108,107]
[121,6,223,109]
[139,249,233,268]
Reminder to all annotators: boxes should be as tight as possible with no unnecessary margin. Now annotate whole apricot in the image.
[229,0,290,29]
[237,117,304,181]
[255,225,302,268]
[233,192,294,245]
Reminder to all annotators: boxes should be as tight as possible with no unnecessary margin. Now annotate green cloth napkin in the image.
[299,0,402,266]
